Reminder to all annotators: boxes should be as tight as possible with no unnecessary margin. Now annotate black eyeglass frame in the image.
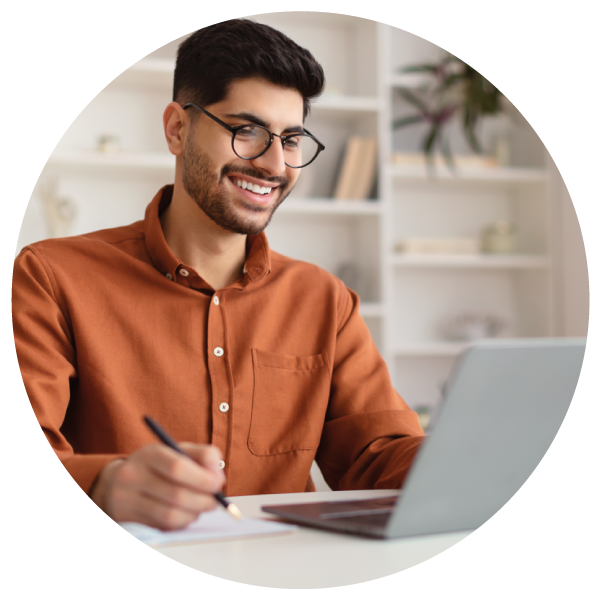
[182,103,325,168]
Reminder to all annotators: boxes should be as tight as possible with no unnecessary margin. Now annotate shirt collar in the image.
[144,185,271,290]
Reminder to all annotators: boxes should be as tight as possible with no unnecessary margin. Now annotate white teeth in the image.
[234,179,272,194]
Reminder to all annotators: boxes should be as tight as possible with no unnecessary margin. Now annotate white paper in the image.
[120,509,297,547]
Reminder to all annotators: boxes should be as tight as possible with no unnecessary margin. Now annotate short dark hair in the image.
[173,19,325,120]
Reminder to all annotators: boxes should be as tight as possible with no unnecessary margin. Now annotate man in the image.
[12,19,424,531]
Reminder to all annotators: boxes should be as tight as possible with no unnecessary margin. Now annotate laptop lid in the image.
[386,338,586,537]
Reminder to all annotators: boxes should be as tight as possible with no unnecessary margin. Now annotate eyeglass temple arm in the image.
[302,128,325,150]
[182,103,235,132]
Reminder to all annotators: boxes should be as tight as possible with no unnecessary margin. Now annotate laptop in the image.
[262,338,586,538]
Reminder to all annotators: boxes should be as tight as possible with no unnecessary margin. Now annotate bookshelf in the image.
[18,12,584,417]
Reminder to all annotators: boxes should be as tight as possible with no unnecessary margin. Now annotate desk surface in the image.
[157,489,470,588]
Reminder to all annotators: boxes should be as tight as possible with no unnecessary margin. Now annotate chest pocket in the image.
[248,349,330,456]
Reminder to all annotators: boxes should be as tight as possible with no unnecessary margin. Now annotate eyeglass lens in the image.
[233,126,320,168]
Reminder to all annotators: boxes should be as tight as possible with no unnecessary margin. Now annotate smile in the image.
[229,175,276,196]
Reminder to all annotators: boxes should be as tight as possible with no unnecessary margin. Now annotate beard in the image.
[182,135,292,235]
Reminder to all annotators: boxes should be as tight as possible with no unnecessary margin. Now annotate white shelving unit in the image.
[19,13,580,413]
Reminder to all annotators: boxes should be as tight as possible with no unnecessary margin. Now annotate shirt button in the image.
[214,347,224,357]
[219,402,229,413]
[213,295,220,305]
[179,268,189,277]
[165,273,173,280]
[218,460,225,469]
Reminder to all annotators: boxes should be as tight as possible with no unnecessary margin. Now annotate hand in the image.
[91,443,225,530]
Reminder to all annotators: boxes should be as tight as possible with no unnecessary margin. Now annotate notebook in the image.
[121,508,297,547]
[262,338,586,538]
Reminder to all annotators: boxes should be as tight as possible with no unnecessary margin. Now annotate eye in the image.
[236,126,259,138]
[284,135,302,149]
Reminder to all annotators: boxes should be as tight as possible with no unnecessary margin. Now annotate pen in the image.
[143,415,242,521]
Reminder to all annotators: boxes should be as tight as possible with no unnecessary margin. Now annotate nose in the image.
[250,135,287,176]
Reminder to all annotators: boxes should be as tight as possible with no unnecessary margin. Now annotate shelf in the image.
[394,342,466,357]
[111,57,175,88]
[388,73,431,89]
[47,152,175,171]
[391,254,550,269]
[311,95,382,113]
[387,164,549,184]
[111,59,382,116]
[279,198,382,216]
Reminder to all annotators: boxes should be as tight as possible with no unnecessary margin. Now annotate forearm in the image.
[335,435,426,491]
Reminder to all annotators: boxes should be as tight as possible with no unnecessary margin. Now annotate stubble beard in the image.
[182,136,292,235]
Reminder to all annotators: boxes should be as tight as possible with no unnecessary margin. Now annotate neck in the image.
[160,174,248,291]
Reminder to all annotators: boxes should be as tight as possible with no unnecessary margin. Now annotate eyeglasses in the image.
[182,103,325,168]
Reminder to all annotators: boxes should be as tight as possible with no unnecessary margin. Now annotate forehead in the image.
[213,77,304,127]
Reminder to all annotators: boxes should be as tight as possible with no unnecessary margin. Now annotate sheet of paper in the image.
[120,509,297,547]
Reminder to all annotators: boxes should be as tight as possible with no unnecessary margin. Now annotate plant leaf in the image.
[392,115,425,129]
[463,104,482,154]
[440,135,456,173]
[396,87,430,114]
[423,124,440,157]
[400,64,438,74]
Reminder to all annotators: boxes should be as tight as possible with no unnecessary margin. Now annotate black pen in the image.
[143,415,242,521]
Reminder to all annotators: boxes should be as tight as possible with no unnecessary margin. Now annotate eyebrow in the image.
[224,112,304,135]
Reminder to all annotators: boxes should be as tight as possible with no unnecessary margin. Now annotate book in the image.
[333,136,362,200]
[333,137,377,201]
[352,137,377,200]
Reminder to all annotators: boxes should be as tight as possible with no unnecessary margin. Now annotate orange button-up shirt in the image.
[12,185,424,496]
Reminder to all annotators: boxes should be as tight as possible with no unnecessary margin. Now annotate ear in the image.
[163,102,188,156]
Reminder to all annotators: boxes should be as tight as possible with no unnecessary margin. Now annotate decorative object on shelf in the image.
[440,312,505,342]
[392,54,503,169]
[392,151,498,170]
[97,134,122,153]
[39,178,78,239]
[395,237,479,255]
[332,136,377,200]
[481,221,516,254]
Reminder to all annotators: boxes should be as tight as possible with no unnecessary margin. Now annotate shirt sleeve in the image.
[315,283,426,490]
[12,247,124,493]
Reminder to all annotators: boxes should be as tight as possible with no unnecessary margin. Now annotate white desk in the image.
[157,489,470,588]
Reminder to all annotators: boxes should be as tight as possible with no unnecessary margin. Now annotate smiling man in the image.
[12,19,424,531]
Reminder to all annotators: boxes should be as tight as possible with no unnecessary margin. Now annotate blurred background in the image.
[17,12,588,431]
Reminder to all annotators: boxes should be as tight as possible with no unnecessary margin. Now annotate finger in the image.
[111,464,217,520]
[141,445,223,494]
[139,470,219,514]
[180,443,225,478]
[127,493,205,531]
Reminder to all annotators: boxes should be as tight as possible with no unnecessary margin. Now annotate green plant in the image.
[393,55,503,169]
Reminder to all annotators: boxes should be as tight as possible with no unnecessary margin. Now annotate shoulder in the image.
[16,220,146,267]
[268,250,357,323]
